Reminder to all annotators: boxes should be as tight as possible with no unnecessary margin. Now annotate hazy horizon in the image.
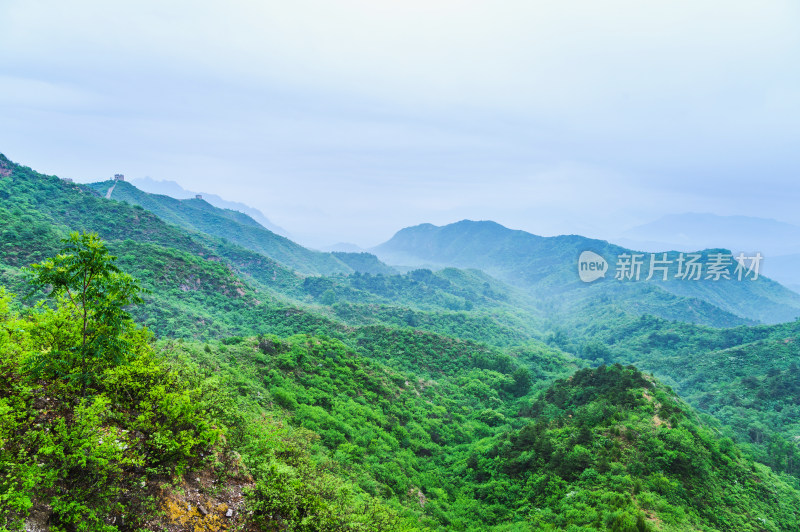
[2,1,799,247]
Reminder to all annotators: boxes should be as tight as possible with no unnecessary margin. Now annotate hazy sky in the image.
[1,1,799,247]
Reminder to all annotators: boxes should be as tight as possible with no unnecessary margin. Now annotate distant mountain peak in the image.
[373,218,800,326]
[129,176,291,237]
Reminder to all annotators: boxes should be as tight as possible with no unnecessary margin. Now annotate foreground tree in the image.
[25,231,142,392]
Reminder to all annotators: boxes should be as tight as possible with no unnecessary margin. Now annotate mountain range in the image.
[2,150,800,531]
[372,219,800,325]
[129,175,291,237]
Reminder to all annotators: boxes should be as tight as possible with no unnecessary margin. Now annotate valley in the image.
[1,152,799,531]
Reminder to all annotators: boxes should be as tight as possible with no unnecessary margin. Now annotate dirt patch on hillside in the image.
[146,462,257,532]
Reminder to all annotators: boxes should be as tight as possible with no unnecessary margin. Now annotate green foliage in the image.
[247,438,399,531]
[0,233,406,530]
[577,313,800,481]
[167,337,800,530]
[491,365,800,531]
[331,251,399,276]
[4,152,800,530]
[86,180,355,276]
[0,288,219,529]
[24,232,143,391]
[42,396,135,531]
[374,219,800,325]
[164,332,577,529]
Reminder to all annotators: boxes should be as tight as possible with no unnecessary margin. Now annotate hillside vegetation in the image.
[373,220,800,324]
[88,180,377,277]
[2,152,800,530]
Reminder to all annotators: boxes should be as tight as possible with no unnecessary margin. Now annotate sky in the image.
[1,0,799,248]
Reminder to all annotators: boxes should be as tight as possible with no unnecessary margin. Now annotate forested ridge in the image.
[2,152,800,531]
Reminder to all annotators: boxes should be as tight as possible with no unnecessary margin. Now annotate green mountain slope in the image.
[0,286,403,531]
[129,175,292,237]
[0,154,304,338]
[169,338,800,530]
[331,251,399,275]
[88,179,356,275]
[570,313,800,480]
[2,153,545,348]
[501,365,800,531]
[1,153,541,351]
[16,249,795,530]
[4,151,800,530]
[373,220,800,325]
